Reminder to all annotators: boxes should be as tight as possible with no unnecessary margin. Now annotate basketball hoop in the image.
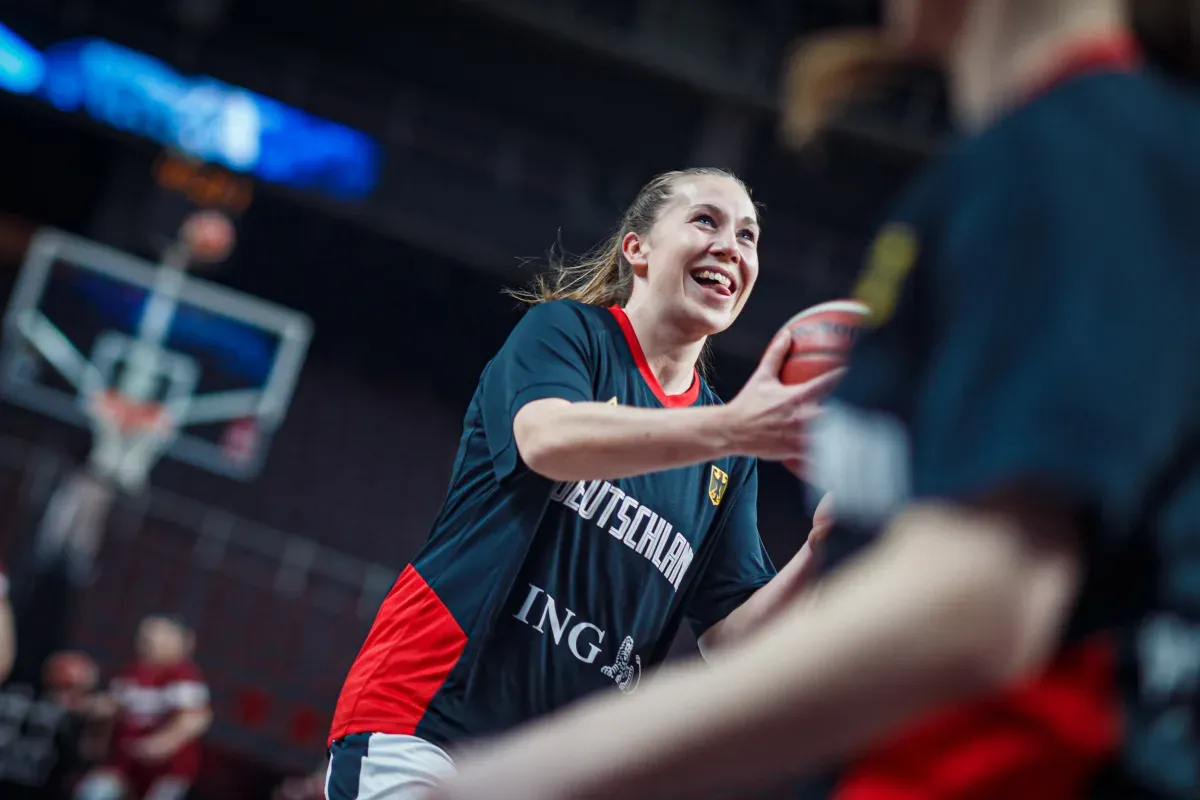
[86,389,179,493]
[92,390,170,433]
[5,228,312,488]
[180,209,236,265]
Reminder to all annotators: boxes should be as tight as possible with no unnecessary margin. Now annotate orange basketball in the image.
[779,299,870,385]
[181,209,236,263]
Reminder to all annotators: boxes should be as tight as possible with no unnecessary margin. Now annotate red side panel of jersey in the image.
[329,565,467,745]
[835,636,1121,800]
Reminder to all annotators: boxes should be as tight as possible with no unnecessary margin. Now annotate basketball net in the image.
[86,389,179,494]
[82,209,234,493]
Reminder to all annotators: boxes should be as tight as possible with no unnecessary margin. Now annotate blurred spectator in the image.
[0,650,100,800]
[75,616,211,800]
[0,212,34,269]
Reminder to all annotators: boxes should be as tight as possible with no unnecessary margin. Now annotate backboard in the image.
[0,228,312,482]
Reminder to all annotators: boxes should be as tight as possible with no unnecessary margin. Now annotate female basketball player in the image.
[433,1,1200,798]
[326,167,837,799]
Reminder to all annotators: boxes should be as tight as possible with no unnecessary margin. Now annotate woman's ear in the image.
[622,231,650,278]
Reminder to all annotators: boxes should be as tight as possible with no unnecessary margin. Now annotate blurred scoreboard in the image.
[0,20,380,203]
[153,154,255,216]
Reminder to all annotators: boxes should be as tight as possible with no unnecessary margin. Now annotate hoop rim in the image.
[90,389,173,433]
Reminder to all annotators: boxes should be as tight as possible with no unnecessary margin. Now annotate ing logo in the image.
[854,224,918,327]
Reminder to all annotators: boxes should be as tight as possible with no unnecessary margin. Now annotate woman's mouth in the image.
[689,267,736,298]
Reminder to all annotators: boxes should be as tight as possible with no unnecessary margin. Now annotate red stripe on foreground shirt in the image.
[836,636,1121,800]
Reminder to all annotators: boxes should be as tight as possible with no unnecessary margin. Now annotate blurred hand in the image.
[127,733,177,763]
[83,692,118,719]
[807,493,835,553]
[724,332,844,463]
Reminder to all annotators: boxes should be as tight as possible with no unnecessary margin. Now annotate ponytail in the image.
[1128,0,1200,82]
[779,29,904,148]
[505,233,632,307]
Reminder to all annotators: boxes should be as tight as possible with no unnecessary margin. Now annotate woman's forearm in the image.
[514,399,738,481]
[439,502,1080,800]
[152,708,213,751]
[698,540,819,656]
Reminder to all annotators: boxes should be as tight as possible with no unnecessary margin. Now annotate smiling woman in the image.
[323,167,838,799]
[507,167,759,377]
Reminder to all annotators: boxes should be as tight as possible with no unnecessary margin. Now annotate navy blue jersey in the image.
[331,300,774,749]
[809,65,1200,799]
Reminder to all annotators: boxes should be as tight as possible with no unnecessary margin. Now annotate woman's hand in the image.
[808,492,835,553]
[724,331,844,463]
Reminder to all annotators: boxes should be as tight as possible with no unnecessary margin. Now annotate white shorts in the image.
[326,733,456,800]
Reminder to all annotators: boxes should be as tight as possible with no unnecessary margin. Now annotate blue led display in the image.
[0,22,44,95]
[0,22,380,200]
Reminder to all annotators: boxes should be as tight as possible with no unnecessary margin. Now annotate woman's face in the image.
[136,617,191,664]
[884,0,971,59]
[623,175,760,338]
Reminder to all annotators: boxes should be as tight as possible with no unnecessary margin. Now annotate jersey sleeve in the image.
[686,460,777,637]
[164,662,210,710]
[814,156,1176,535]
[480,301,597,481]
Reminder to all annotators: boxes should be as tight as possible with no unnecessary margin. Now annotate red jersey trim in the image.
[1025,31,1141,101]
[607,306,701,408]
[835,636,1121,800]
[328,565,467,746]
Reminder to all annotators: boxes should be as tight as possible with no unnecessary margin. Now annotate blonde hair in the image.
[780,28,903,148]
[507,167,751,307]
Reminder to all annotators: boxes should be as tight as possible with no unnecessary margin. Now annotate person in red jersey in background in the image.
[75,615,211,800]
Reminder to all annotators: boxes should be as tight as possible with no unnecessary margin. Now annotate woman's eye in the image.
[739,229,757,242]
[694,214,715,227]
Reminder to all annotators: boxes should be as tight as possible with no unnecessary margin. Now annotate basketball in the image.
[181,209,236,264]
[779,299,870,385]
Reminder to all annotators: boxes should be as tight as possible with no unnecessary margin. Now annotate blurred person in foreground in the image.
[326,167,837,798]
[0,564,14,683]
[431,0,1200,798]
[75,615,211,800]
